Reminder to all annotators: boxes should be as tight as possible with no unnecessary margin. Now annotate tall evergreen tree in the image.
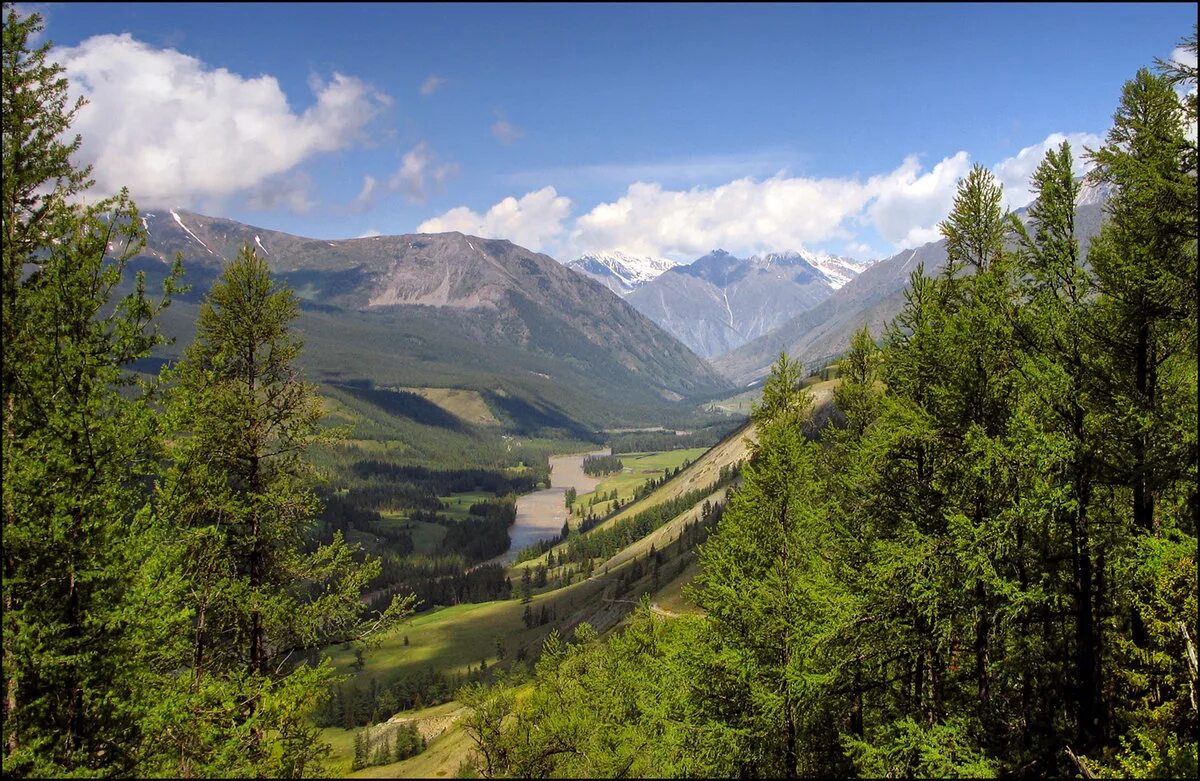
[155,244,411,777]
[696,354,848,777]
[2,8,181,774]
[1087,68,1197,534]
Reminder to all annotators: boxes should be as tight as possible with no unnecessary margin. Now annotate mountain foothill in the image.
[137,187,1109,422]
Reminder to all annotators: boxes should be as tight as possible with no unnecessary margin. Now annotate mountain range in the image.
[132,210,732,433]
[713,194,1109,385]
[620,248,871,359]
[564,251,679,296]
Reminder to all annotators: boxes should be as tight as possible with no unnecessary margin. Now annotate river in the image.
[500,449,610,564]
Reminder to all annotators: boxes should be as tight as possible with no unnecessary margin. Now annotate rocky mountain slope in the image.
[713,197,1108,385]
[133,210,732,429]
[623,248,867,359]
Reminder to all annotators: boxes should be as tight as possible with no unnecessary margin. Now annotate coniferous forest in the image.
[2,6,1197,779]
[457,38,1199,780]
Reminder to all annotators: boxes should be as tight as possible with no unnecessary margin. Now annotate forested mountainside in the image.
[3,6,1195,780]
[460,115,1198,778]
[714,193,1108,385]
[133,211,731,429]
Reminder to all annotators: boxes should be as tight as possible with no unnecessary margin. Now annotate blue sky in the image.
[27,2,1197,261]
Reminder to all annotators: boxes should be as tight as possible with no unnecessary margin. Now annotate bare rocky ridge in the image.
[135,211,732,426]
[713,197,1109,385]
[624,248,861,359]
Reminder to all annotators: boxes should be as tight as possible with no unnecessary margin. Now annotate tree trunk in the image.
[1132,320,1153,531]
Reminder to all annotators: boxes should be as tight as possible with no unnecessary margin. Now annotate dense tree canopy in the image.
[461,31,1198,778]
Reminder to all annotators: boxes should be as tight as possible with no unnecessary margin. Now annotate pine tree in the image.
[156,244,412,776]
[2,8,181,774]
[696,354,846,777]
[1087,67,1197,534]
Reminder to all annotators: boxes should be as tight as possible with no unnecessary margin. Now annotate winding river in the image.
[500,449,610,564]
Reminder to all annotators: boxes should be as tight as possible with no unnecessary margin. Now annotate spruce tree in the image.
[2,8,180,774]
[155,244,412,776]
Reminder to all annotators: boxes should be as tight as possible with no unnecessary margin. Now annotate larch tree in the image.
[155,244,412,777]
[696,354,848,777]
[2,7,182,775]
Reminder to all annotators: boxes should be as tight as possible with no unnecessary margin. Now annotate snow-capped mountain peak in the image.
[749,249,871,290]
[565,250,679,296]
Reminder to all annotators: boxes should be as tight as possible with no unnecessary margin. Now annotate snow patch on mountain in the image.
[750,249,871,290]
[170,209,215,256]
[565,250,678,294]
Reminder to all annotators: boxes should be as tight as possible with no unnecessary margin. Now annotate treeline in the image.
[365,499,518,609]
[456,38,1198,779]
[564,466,740,564]
[314,667,459,728]
[581,454,623,476]
[351,723,425,771]
[369,558,512,609]
[2,11,413,777]
[607,418,744,454]
[351,461,545,496]
[440,500,517,561]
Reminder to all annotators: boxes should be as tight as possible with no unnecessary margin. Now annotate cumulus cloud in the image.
[491,116,526,145]
[419,154,975,260]
[54,33,389,209]
[244,171,315,213]
[866,152,972,249]
[387,141,459,203]
[417,186,572,252]
[356,228,382,238]
[420,74,446,96]
[992,131,1103,210]
[417,131,1105,259]
[570,175,871,259]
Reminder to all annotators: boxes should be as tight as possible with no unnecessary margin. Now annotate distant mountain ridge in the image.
[564,251,679,296]
[621,248,871,359]
[748,250,870,290]
[133,210,732,430]
[713,196,1110,385]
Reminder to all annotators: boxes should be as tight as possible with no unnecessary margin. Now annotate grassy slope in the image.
[320,426,758,774]
[570,448,708,520]
[399,387,499,426]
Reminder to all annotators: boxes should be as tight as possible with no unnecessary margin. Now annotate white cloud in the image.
[387,141,459,203]
[54,33,388,209]
[350,175,378,212]
[569,175,869,259]
[844,242,879,260]
[356,228,382,238]
[866,152,972,249]
[491,117,526,145]
[1171,45,1198,72]
[417,131,1104,259]
[992,131,1102,210]
[244,171,315,213]
[420,74,446,96]
[417,186,572,252]
[419,153,973,260]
